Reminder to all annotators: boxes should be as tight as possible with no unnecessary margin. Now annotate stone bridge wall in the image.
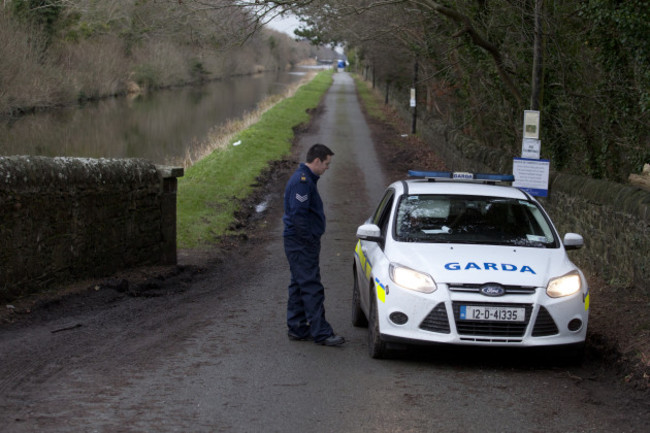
[0,156,183,302]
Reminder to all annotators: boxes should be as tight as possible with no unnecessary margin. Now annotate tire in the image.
[352,269,368,328]
[368,288,388,359]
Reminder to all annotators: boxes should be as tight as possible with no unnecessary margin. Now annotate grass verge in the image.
[177,70,334,248]
[353,75,387,122]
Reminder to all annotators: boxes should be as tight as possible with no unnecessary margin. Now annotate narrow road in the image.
[0,72,648,433]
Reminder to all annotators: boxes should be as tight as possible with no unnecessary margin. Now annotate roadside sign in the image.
[522,138,541,159]
[512,157,549,197]
[523,110,540,139]
[410,88,416,107]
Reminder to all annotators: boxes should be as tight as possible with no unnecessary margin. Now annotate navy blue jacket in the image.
[282,163,325,241]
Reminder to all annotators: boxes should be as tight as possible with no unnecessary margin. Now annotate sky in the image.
[266,13,301,36]
[265,11,345,56]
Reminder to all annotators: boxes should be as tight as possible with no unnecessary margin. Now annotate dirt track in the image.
[0,72,648,432]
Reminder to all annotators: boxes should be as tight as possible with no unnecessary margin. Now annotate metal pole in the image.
[530,0,543,110]
[412,58,418,134]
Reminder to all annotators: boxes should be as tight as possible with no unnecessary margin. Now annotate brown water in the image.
[0,69,312,166]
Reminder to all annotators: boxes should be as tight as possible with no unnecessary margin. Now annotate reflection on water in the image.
[0,70,308,166]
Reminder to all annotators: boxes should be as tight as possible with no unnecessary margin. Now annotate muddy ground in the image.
[2,86,648,396]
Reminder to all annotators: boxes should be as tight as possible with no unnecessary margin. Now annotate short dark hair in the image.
[306,143,334,163]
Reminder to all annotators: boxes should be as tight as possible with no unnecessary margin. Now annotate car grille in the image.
[419,303,451,333]
[449,283,537,295]
[452,302,533,337]
[531,306,559,336]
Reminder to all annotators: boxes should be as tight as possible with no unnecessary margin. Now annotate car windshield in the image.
[394,194,558,248]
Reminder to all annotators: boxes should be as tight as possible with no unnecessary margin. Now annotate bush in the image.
[0,13,71,113]
[132,63,160,89]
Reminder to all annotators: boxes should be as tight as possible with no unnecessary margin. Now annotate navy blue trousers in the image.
[284,235,334,342]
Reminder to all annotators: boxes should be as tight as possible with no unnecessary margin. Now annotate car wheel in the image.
[352,269,368,328]
[368,288,388,359]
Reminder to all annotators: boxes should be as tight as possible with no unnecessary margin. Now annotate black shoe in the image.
[316,335,345,347]
[288,332,312,341]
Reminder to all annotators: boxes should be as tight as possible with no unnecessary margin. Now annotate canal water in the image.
[0,68,314,167]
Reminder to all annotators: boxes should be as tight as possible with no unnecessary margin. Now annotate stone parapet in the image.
[0,156,183,302]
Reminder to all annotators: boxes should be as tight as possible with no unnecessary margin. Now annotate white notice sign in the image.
[512,158,550,197]
[523,110,540,139]
[522,138,541,159]
[410,88,416,107]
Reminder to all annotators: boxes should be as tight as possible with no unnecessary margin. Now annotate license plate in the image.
[460,305,525,322]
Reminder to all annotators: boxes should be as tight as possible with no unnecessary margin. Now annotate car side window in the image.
[372,190,394,226]
[374,192,394,238]
[372,189,395,243]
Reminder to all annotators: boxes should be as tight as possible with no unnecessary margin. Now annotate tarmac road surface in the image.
[0,72,648,432]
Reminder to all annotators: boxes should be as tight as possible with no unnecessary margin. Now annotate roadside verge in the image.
[176,70,333,250]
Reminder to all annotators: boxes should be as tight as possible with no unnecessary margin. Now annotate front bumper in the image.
[376,283,588,347]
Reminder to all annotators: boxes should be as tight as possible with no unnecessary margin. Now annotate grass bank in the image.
[353,75,388,123]
[177,70,334,248]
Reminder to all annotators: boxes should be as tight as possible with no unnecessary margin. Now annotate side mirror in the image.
[357,223,383,243]
[563,233,584,250]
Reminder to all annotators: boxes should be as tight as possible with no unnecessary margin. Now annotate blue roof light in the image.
[475,173,515,182]
[408,170,514,183]
[408,170,452,178]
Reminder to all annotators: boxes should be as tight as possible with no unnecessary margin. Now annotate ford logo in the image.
[480,284,505,297]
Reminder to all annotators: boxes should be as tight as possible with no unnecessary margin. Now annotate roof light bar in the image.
[407,170,514,183]
[475,173,515,182]
[408,170,452,178]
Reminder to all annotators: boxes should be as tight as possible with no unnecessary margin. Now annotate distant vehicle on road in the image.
[352,171,589,360]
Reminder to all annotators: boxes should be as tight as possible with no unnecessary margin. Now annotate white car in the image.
[352,171,589,360]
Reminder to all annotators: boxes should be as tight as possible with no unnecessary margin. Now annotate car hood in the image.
[386,242,575,287]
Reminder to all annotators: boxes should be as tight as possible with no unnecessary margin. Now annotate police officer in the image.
[283,143,345,346]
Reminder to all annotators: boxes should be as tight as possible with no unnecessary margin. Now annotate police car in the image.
[352,171,589,359]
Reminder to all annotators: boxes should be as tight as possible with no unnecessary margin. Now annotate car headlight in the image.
[546,271,582,298]
[389,264,437,294]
